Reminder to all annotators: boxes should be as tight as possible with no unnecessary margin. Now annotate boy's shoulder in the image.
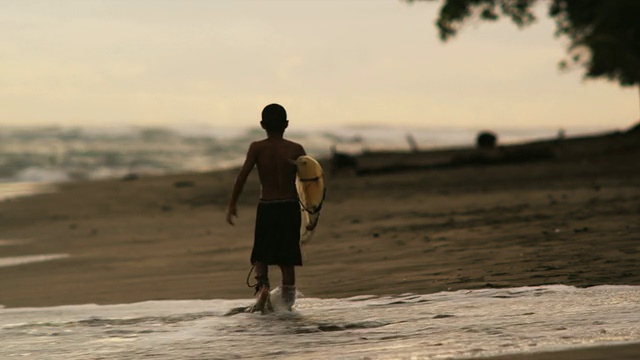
[252,138,303,148]
[283,138,304,148]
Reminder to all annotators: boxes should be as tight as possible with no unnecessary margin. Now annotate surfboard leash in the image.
[246,263,257,291]
[298,187,327,215]
[298,176,320,182]
[246,264,272,295]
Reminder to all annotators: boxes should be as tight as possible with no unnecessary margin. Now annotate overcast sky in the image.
[1,0,637,131]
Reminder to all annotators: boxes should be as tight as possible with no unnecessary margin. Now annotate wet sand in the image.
[1,137,639,359]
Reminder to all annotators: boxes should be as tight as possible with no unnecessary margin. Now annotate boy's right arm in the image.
[226,142,258,225]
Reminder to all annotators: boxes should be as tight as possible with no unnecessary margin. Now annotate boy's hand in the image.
[226,205,237,225]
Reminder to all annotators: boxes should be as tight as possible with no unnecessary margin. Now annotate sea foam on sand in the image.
[1,285,639,359]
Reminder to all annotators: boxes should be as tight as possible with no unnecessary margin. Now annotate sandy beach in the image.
[1,132,639,359]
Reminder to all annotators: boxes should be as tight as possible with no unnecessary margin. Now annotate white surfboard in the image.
[293,155,325,234]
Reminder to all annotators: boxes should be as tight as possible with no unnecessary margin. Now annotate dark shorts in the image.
[251,199,302,266]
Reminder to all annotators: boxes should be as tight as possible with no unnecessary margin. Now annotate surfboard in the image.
[293,155,325,232]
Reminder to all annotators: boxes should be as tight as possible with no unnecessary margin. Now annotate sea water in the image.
[1,285,639,359]
[0,124,612,184]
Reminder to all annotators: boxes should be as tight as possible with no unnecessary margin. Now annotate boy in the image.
[226,103,306,312]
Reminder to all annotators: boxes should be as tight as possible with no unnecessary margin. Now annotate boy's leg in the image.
[279,265,296,310]
[254,262,270,290]
[249,262,272,313]
[280,264,295,287]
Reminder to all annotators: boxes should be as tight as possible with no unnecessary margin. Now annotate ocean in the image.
[1,285,639,359]
[0,124,611,185]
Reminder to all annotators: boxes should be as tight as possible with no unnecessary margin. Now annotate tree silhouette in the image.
[406,0,640,112]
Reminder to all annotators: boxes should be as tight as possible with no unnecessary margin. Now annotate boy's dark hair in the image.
[261,103,288,132]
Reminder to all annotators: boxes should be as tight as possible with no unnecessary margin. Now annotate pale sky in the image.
[1,0,638,131]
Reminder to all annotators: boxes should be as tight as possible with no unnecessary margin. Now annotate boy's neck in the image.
[266,131,284,139]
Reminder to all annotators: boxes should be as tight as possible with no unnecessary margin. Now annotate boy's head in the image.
[261,103,288,133]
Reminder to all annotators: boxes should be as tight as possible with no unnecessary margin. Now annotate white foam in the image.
[0,285,638,359]
[0,253,69,268]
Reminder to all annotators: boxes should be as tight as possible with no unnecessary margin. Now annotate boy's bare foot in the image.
[282,285,296,311]
[248,285,273,314]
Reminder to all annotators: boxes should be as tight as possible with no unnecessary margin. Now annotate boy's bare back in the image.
[251,138,305,200]
[226,136,305,225]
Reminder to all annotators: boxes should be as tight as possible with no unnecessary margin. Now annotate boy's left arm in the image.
[226,142,258,225]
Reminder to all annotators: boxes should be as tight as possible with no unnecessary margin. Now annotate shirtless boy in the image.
[226,103,306,312]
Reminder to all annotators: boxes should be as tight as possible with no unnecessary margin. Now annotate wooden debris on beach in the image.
[332,124,640,176]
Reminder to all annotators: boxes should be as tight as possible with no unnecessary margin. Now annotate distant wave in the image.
[0,125,608,184]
